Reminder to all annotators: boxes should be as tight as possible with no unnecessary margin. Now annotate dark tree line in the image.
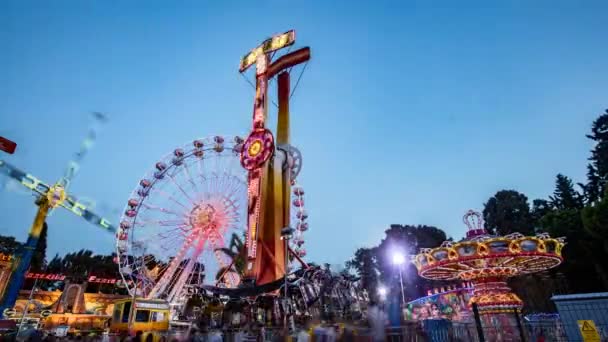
[0,222,47,271]
[346,225,449,302]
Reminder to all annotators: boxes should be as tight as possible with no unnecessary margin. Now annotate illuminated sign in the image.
[239,30,295,72]
[0,253,13,262]
[26,272,66,281]
[135,302,170,310]
[88,276,125,284]
[24,273,130,285]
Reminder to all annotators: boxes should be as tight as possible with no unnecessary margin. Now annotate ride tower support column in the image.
[0,199,49,314]
[252,71,292,286]
[277,71,291,226]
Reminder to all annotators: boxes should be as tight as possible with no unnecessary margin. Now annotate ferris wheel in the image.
[116,135,308,303]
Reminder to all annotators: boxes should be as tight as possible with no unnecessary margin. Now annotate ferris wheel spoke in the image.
[219,174,239,201]
[156,229,188,240]
[134,219,188,228]
[166,172,196,205]
[196,157,206,187]
[134,230,188,255]
[166,237,207,303]
[141,203,187,217]
[225,183,241,202]
[182,162,199,195]
[223,193,241,212]
[148,232,198,298]
[148,188,190,212]
[208,172,219,197]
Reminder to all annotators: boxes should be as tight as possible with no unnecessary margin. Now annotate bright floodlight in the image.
[392,252,406,265]
[378,286,387,297]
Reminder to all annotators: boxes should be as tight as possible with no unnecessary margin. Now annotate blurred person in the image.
[131,331,143,342]
[208,329,222,342]
[243,322,258,342]
[295,318,311,342]
[339,325,355,342]
[367,299,387,342]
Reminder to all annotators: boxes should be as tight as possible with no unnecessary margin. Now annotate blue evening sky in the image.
[1,1,607,266]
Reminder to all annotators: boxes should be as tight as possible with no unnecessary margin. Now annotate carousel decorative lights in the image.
[412,210,565,314]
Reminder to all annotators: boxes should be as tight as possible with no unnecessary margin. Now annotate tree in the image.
[59,250,98,282]
[581,164,602,204]
[531,199,552,229]
[0,235,23,255]
[345,247,379,298]
[585,109,608,202]
[581,189,608,254]
[31,222,48,271]
[483,190,534,235]
[540,208,608,291]
[550,174,583,210]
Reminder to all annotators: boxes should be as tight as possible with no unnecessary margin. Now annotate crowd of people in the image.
[7,301,389,341]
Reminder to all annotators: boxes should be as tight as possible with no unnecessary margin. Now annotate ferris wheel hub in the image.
[189,204,217,230]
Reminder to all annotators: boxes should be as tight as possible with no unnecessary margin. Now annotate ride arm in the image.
[0,160,116,233]
[62,195,116,233]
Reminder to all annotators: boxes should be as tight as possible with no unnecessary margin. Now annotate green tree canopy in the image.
[483,190,534,235]
[585,109,608,202]
[550,174,583,210]
[0,235,23,255]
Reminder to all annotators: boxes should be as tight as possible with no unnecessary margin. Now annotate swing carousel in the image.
[412,210,565,340]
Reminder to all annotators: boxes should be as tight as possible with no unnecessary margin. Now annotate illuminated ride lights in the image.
[412,210,565,314]
[238,29,310,287]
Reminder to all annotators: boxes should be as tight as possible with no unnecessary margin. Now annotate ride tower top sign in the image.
[239,30,295,72]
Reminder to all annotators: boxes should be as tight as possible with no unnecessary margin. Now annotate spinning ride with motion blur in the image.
[115,31,365,326]
[412,210,565,340]
[0,113,116,317]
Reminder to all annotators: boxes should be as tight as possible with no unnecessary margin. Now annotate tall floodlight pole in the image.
[0,113,116,316]
[392,252,406,305]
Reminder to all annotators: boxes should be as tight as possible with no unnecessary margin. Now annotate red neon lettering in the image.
[25,272,66,281]
[88,276,120,284]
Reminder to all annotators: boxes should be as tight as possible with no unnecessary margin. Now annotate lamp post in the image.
[280,226,294,333]
[392,252,406,305]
